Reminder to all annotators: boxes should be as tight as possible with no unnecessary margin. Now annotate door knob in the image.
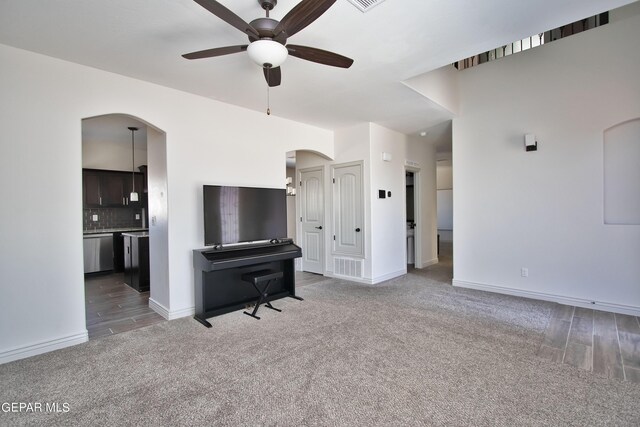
[315,226,323,230]
[355,228,361,232]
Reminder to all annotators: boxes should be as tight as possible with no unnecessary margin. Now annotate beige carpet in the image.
[1,269,639,426]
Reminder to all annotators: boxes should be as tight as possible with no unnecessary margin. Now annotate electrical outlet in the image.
[521,267,529,277]
[135,214,140,220]
[92,214,98,222]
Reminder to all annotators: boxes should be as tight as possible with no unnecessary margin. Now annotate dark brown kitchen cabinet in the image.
[83,170,102,207]
[123,232,149,292]
[102,172,128,206]
[82,169,144,208]
[113,232,125,272]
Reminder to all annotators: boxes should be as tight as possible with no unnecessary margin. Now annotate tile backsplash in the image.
[84,208,143,231]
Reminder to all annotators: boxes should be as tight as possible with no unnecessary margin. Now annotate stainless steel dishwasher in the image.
[83,233,114,273]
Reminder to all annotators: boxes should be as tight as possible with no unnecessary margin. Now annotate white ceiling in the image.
[0,0,634,135]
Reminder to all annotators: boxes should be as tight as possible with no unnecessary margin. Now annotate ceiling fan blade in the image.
[274,0,336,38]
[263,67,282,87]
[182,45,248,60]
[287,45,353,68]
[193,0,259,38]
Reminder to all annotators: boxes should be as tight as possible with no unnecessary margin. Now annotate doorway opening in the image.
[286,150,336,285]
[436,156,453,270]
[404,167,423,270]
[406,171,416,270]
[81,114,168,339]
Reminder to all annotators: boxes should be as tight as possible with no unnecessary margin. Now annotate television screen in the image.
[203,185,287,246]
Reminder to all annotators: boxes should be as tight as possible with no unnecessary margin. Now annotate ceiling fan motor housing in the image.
[249,18,287,44]
[259,0,277,10]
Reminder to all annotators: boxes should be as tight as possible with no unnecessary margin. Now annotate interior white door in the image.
[332,162,364,256]
[300,168,324,274]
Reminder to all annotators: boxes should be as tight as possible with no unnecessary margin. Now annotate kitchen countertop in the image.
[122,231,149,238]
[83,228,148,235]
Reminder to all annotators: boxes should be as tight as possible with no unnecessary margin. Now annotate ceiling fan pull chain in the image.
[266,66,271,115]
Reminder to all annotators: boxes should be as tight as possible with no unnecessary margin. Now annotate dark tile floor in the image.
[536,304,640,383]
[85,272,165,339]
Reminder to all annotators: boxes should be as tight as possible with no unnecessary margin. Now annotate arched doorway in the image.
[285,149,333,280]
[81,113,169,339]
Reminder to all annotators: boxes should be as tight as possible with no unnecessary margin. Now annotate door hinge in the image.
[332,178,335,183]
[300,181,302,186]
[333,235,336,240]
[300,217,302,222]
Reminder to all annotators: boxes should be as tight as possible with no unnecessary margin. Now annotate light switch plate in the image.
[135,214,140,220]
[92,214,98,222]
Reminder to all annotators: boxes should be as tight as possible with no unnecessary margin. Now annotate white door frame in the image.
[297,166,325,274]
[405,166,423,268]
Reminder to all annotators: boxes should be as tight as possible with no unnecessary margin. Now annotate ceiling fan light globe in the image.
[247,40,288,68]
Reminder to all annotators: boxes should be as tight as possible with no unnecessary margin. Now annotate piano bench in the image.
[241,269,283,285]
[241,269,284,320]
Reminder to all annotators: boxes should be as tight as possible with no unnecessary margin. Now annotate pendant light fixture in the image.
[128,126,139,202]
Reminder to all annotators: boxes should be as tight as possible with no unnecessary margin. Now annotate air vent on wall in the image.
[334,257,363,278]
[347,0,387,13]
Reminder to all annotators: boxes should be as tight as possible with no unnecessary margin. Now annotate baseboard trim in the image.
[325,268,406,285]
[0,331,88,365]
[149,298,195,320]
[371,269,407,284]
[149,298,170,319]
[168,306,195,320]
[420,257,439,268]
[324,271,369,284]
[452,279,640,316]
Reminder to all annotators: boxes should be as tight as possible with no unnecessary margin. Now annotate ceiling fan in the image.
[182,0,354,87]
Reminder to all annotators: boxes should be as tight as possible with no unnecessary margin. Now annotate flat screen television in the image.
[203,185,287,246]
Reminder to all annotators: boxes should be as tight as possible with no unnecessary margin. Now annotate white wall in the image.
[369,124,409,279]
[437,163,453,233]
[453,12,640,314]
[436,162,454,234]
[83,140,147,171]
[437,190,454,231]
[603,119,640,225]
[610,0,640,22]
[146,126,170,315]
[0,43,333,362]
[403,65,460,115]
[436,164,453,190]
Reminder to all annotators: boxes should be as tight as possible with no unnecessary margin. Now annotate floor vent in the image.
[346,0,386,13]
[334,257,363,278]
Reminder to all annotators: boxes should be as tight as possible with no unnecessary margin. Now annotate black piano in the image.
[193,240,302,327]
